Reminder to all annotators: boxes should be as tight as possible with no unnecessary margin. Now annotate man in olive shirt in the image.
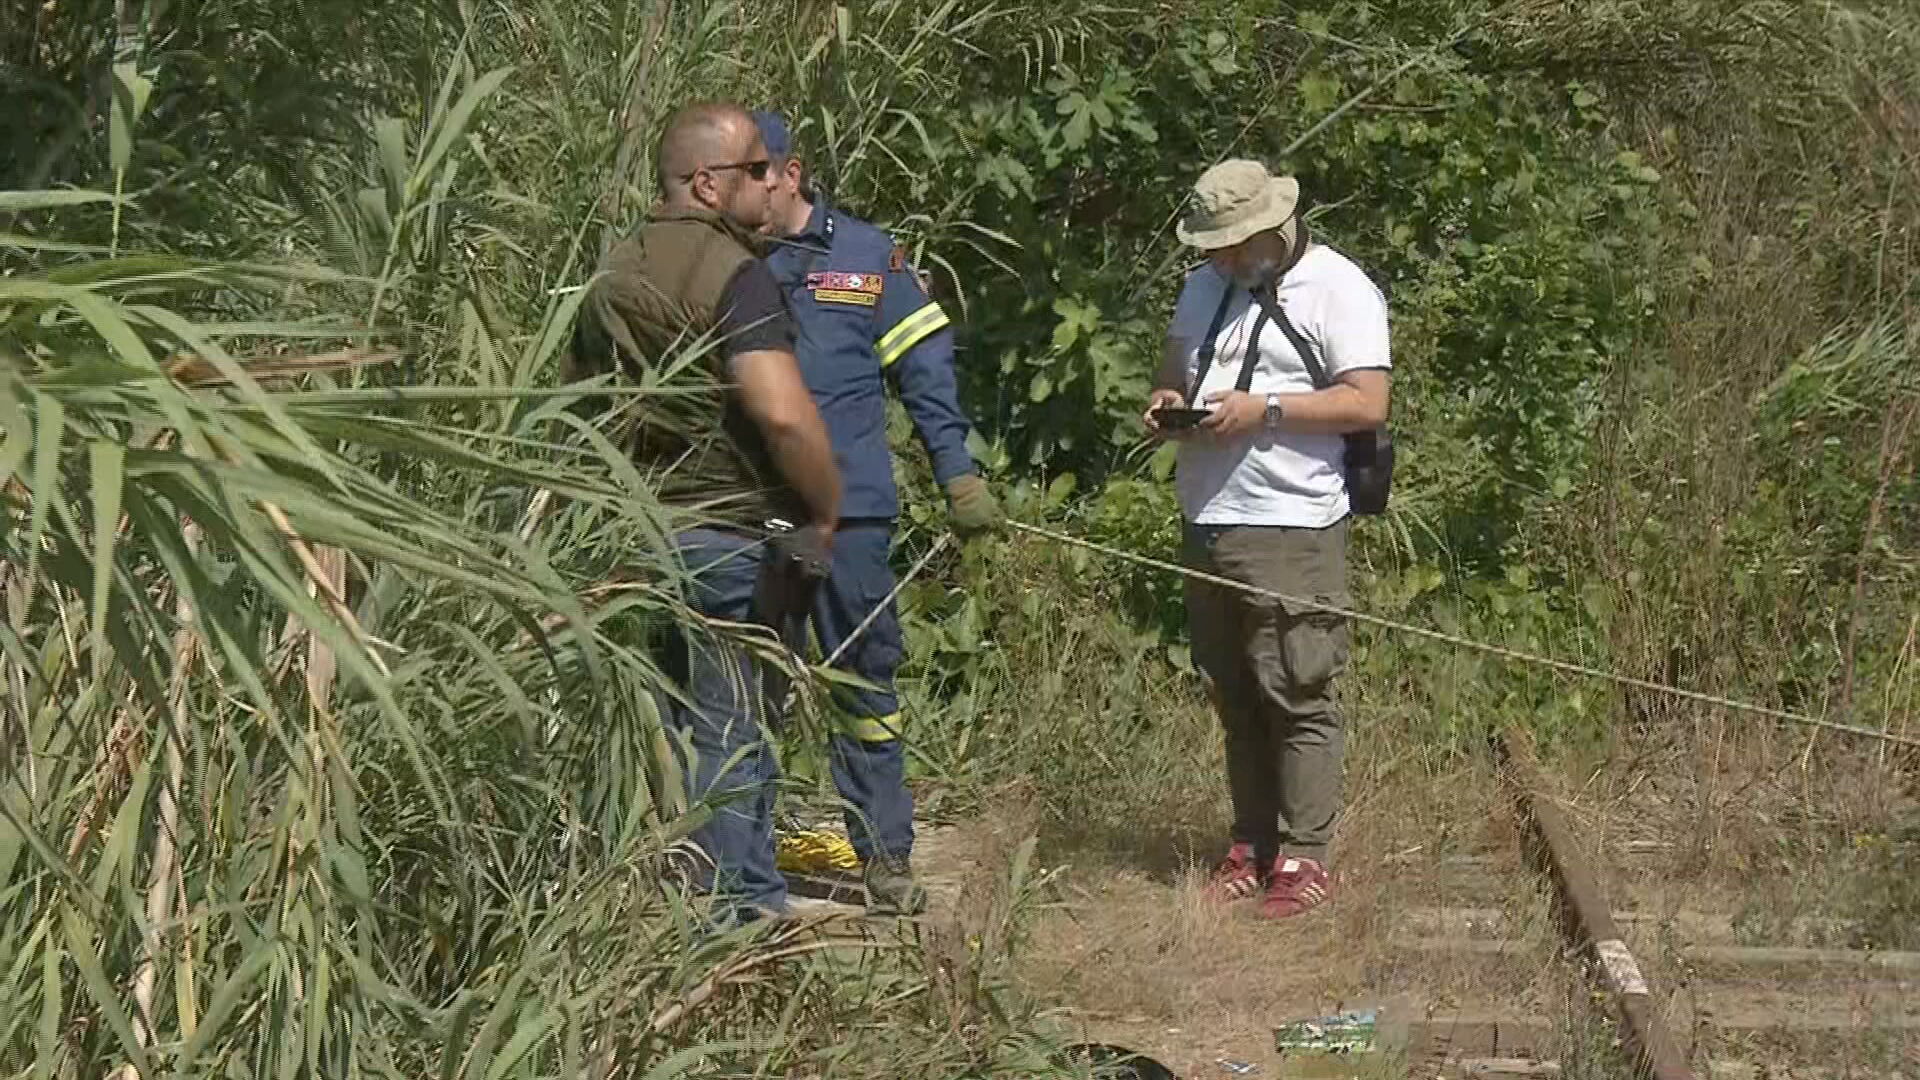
[573,102,841,921]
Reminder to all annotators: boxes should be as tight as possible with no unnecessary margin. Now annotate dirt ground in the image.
[903,765,1588,1079]
[776,716,1920,1078]
[897,733,1920,1080]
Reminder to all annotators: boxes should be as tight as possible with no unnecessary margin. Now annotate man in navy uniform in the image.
[753,109,1001,915]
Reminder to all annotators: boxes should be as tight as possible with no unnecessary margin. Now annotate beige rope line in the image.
[824,533,952,669]
[776,533,953,721]
[1005,520,1920,751]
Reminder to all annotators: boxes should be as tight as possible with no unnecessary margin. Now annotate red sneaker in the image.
[1260,856,1331,919]
[1203,843,1264,903]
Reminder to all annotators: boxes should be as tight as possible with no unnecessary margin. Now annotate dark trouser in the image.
[664,528,789,918]
[1183,519,1351,867]
[809,522,913,864]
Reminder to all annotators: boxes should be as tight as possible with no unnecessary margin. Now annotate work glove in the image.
[944,474,1003,537]
[753,523,831,639]
[755,524,833,716]
[768,524,833,583]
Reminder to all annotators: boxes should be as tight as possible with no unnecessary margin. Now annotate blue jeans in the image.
[810,522,914,863]
[666,528,787,917]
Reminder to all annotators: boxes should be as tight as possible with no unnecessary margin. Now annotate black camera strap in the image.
[1245,287,1331,390]
[1185,288,1274,405]
[1184,288,1235,407]
[1234,309,1270,394]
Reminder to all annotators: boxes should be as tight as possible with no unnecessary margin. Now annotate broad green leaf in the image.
[0,231,114,253]
[61,908,154,1080]
[357,186,394,237]
[37,252,202,287]
[460,961,541,1080]
[515,278,594,386]
[180,939,282,1066]
[23,357,151,388]
[1051,316,1080,351]
[58,288,160,370]
[1149,440,1178,481]
[641,1041,750,1080]
[437,991,483,1076]
[1300,70,1343,113]
[414,68,514,199]
[0,390,34,493]
[0,190,118,211]
[110,64,155,177]
[480,1005,562,1080]
[25,392,63,591]
[308,946,332,1073]
[375,116,410,213]
[179,316,366,340]
[36,920,62,1079]
[87,440,126,677]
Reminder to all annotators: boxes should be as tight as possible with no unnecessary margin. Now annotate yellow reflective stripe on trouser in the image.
[835,712,904,742]
[876,303,949,367]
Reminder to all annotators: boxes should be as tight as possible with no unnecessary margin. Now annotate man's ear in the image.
[689,167,719,210]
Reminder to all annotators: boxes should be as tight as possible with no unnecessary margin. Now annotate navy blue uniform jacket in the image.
[764,199,977,520]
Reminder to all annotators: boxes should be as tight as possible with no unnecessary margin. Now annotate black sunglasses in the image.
[683,158,772,182]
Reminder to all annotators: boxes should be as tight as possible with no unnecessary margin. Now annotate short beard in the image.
[1229,256,1282,290]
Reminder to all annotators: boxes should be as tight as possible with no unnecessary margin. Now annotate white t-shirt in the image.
[1166,244,1391,527]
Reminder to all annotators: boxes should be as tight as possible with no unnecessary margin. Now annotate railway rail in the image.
[1391,728,1920,1079]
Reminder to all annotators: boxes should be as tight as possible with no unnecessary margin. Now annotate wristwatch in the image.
[1264,393,1283,431]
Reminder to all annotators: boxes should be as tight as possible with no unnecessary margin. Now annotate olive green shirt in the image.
[571,209,805,530]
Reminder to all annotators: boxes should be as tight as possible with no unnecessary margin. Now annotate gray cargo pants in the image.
[1183,519,1351,867]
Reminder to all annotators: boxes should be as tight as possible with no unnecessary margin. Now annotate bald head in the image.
[656,103,749,190]
[652,102,775,229]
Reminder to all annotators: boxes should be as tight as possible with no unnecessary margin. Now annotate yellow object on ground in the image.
[776,829,860,874]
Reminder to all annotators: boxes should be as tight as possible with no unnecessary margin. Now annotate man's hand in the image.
[792,524,835,573]
[1143,388,1188,440]
[1198,390,1268,439]
[945,474,1003,536]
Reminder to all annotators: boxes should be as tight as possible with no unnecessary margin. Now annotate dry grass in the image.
[1508,725,1919,1076]
[914,723,1601,1076]
[916,696,1915,1075]
[1531,21,1920,1073]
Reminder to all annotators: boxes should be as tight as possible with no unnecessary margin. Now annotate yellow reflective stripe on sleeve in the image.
[834,712,904,743]
[876,302,949,367]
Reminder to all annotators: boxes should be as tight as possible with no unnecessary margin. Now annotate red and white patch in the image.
[806,270,883,307]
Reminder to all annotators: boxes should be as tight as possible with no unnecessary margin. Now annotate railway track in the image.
[777,727,1917,1079]
[1389,729,1920,1079]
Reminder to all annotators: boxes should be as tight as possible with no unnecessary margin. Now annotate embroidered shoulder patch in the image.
[806,270,883,307]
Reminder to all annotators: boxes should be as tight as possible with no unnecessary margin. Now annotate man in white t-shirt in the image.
[1145,159,1391,920]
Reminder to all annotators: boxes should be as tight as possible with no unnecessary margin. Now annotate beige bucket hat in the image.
[1175,159,1300,250]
